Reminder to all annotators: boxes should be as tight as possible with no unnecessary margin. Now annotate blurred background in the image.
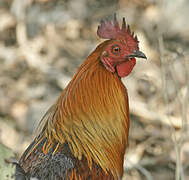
[0,0,189,179]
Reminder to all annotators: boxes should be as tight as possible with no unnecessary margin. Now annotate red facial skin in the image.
[100,40,138,77]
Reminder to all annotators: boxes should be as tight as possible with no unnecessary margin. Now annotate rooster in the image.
[17,14,146,180]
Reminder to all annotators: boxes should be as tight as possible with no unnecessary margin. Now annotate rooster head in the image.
[97,14,146,77]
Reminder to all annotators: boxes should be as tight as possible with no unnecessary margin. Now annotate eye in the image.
[111,45,121,55]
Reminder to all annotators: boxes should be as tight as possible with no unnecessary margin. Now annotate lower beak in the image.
[126,50,147,59]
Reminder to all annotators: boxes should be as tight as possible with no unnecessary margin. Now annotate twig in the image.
[158,35,183,180]
[169,52,189,180]
[130,101,182,128]
[125,159,153,180]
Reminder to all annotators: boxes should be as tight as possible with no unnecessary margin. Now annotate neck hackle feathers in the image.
[97,14,138,43]
[21,14,132,180]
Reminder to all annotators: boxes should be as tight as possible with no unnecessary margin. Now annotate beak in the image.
[126,50,147,59]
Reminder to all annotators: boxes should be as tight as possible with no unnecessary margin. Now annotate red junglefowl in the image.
[16,14,146,180]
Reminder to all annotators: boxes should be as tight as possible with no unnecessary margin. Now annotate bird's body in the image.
[17,15,146,180]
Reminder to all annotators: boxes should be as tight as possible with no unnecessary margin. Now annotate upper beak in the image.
[126,50,147,59]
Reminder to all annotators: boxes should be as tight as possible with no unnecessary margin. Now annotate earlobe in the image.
[101,50,108,57]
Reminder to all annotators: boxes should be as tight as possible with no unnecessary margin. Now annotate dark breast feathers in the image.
[18,137,115,180]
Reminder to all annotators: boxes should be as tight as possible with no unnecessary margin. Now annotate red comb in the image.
[97,14,138,43]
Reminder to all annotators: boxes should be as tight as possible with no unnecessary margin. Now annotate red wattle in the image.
[116,58,136,77]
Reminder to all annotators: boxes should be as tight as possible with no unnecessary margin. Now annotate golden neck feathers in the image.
[32,41,130,178]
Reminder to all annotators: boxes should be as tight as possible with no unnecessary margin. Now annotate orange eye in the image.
[111,45,121,55]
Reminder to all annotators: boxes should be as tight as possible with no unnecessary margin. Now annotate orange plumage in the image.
[17,14,146,180]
